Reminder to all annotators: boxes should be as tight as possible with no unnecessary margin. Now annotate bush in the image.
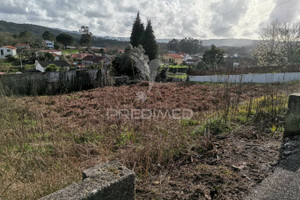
[156,67,167,81]
[45,64,59,72]
[195,61,209,71]
[5,55,17,62]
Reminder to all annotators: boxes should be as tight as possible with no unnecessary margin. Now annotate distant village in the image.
[0,41,118,74]
[0,39,249,82]
[2,14,297,82]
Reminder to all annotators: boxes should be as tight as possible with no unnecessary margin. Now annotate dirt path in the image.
[246,135,300,200]
[136,126,282,200]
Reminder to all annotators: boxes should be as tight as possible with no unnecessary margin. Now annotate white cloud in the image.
[0,0,299,39]
[270,0,300,23]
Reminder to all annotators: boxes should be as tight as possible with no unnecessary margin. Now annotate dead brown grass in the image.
[0,82,299,199]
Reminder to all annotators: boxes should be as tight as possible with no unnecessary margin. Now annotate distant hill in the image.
[0,20,80,38]
[99,37,258,47]
[154,38,258,47]
[0,20,128,48]
[202,39,258,47]
[0,20,257,48]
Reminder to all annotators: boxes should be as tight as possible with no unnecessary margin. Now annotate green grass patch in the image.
[62,49,79,55]
[24,64,34,70]
[169,65,189,69]
[168,74,187,79]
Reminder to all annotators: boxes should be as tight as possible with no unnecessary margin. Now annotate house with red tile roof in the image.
[163,53,184,64]
[82,55,111,67]
[0,46,17,59]
[16,44,30,50]
[71,53,92,60]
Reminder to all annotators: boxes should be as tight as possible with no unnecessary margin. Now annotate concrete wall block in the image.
[285,93,300,137]
[39,161,135,200]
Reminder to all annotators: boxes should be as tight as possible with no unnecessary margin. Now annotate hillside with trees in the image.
[0,20,128,48]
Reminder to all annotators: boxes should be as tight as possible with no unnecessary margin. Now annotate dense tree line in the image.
[0,20,128,48]
[0,31,45,48]
[167,37,203,54]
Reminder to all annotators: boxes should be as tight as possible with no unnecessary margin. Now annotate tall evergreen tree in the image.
[130,12,144,47]
[142,20,158,61]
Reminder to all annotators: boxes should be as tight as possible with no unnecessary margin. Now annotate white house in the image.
[35,60,70,72]
[0,46,17,59]
[233,62,240,67]
[38,50,62,56]
[183,54,193,62]
[44,40,54,49]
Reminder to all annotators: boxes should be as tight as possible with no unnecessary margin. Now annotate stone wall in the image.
[0,70,114,96]
[39,161,135,200]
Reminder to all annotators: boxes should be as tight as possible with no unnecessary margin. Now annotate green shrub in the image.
[194,117,231,135]
[45,64,59,72]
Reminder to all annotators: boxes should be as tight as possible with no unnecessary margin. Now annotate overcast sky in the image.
[0,0,299,39]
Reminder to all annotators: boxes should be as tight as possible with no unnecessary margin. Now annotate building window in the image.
[0,50,3,55]
[7,49,10,52]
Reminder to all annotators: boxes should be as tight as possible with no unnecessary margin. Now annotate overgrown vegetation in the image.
[0,81,298,199]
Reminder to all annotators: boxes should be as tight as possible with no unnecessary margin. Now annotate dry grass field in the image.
[0,82,299,199]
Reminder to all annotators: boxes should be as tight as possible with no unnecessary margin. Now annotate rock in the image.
[283,151,294,156]
[284,137,290,143]
[153,181,160,185]
[232,162,247,170]
[284,142,298,149]
[293,135,300,141]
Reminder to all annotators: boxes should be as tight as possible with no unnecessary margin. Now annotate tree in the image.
[42,31,55,41]
[253,20,300,66]
[79,26,93,47]
[44,52,55,61]
[142,20,158,61]
[130,12,145,47]
[167,37,202,54]
[167,38,180,52]
[202,44,225,67]
[19,31,32,38]
[0,32,17,46]
[179,37,202,54]
[19,31,34,44]
[56,33,74,48]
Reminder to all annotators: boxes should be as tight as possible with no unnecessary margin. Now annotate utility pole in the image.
[20,52,23,69]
